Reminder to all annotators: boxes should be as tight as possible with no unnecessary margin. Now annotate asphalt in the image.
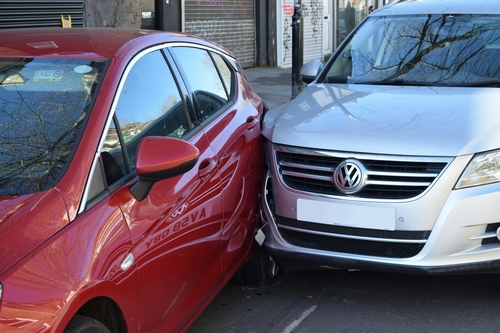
[243,67,293,109]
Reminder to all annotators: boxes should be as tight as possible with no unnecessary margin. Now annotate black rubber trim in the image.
[265,247,500,276]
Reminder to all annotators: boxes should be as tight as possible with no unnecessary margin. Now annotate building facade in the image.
[0,0,389,68]
[0,0,85,29]
[278,0,389,68]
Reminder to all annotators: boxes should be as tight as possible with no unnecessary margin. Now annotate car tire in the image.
[64,315,110,333]
[234,245,279,287]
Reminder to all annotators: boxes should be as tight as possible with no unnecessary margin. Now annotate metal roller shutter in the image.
[301,0,323,64]
[184,0,256,68]
[0,0,83,29]
[281,0,323,68]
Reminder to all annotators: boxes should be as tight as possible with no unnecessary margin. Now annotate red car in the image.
[0,28,275,332]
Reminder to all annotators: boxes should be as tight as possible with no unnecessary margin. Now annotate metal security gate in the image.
[184,0,256,68]
[279,0,323,68]
[0,0,83,29]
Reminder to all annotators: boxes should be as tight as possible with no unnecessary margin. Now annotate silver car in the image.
[261,0,500,275]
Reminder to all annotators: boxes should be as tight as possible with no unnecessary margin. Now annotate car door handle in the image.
[199,158,217,178]
[246,115,259,130]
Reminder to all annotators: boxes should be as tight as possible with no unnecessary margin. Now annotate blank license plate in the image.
[297,198,396,231]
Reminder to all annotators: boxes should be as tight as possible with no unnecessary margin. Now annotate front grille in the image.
[277,216,429,258]
[276,148,451,200]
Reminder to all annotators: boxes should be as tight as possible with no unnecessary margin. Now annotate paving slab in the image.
[243,67,293,109]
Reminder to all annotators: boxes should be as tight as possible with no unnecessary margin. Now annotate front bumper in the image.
[260,166,500,275]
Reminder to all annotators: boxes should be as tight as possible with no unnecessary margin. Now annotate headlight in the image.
[0,282,3,302]
[456,150,500,189]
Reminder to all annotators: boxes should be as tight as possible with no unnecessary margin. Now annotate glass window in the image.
[325,14,500,86]
[0,58,105,197]
[141,0,156,29]
[337,0,364,46]
[101,118,127,186]
[114,50,189,171]
[170,47,229,122]
[212,52,233,97]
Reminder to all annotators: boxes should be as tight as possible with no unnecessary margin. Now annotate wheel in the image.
[64,315,110,333]
[234,245,279,287]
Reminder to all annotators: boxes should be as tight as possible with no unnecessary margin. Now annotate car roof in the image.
[375,0,500,16]
[0,27,232,60]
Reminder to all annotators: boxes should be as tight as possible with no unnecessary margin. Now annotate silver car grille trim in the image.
[281,168,434,187]
[280,161,332,172]
[281,170,332,182]
[274,144,452,200]
[366,180,432,187]
[471,231,497,241]
[280,160,439,179]
[278,224,428,244]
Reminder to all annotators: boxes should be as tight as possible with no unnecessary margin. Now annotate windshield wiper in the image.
[352,78,441,86]
[354,78,500,87]
[457,80,500,87]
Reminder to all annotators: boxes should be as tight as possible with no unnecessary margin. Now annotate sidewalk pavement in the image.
[243,67,293,110]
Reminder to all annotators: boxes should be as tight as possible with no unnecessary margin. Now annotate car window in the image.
[0,58,105,197]
[113,50,190,172]
[102,118,127,183]
[169,47,229,122]
[211,52,233,97]
[323,14,500,86]
[86,116,128,203]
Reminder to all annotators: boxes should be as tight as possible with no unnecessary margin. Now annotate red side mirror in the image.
[131,136,199,201]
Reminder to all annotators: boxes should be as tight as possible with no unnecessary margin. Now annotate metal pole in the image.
[291,0,303,98]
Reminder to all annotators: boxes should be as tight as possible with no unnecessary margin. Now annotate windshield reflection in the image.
[323,14,500,86]
[0,58,105,197]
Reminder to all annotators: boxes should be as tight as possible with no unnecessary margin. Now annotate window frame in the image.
[81,44,198,213]
[81,42,239,213]
[166,45,237,127]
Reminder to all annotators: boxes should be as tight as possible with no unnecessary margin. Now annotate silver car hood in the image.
[263,84,500,157]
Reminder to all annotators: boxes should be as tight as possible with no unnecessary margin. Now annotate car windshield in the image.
[0,57,106,197]
[322,14,500,86]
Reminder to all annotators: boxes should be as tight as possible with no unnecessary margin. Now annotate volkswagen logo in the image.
[333,159,366,194]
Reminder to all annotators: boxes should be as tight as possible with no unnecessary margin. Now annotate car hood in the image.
[0,189,69,275]
[263,84,500,156]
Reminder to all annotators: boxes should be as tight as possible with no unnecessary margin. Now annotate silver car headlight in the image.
[456,150,500,189]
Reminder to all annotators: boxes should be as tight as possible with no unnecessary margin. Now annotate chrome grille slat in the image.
[281,172,431,187]
[368,171,438,178]
[275,145,452,200]
[281,170,332,182]
[278,224,427,244]
[279,161,334,172]
[366,180,432,187]
[471,231,496,241]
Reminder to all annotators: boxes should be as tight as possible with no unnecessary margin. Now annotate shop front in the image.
[184,0,257,69]
[277,0,387,68]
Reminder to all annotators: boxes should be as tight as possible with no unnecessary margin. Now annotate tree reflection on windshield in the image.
[0,58,105,197]
[325,14,500,86]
